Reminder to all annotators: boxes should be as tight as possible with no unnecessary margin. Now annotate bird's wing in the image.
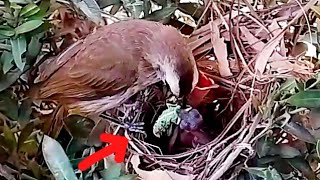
[38,30,157,101]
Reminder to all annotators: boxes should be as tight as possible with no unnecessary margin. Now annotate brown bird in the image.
[30,19,199,116]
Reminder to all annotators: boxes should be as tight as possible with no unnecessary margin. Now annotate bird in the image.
[29,19,199,117]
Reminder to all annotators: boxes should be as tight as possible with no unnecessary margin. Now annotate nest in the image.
[96,1,319,179]
[26,0,320,179]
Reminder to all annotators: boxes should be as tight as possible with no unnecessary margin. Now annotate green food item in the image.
[153,103,181,138]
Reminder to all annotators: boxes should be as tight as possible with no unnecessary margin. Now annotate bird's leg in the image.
[118,99,146,136]
[100,100,146,136]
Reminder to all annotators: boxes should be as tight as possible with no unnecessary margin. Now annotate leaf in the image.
[27,160,42,179]
[145,6,177,22]
[131,155,196,180]
[122,0,144,18]
[311,6,320,17]
[286,157,315,180]
[0,90,19,120]
[178,3,205,19]
[282,121,316,144]
[288,90,320,108]
[110,4,122,15]
[0,43,12,51]
[256,137,276,158]
[254,20,285,75]
[119,175,137,180]
[63,115,95,138]
[20,4,40,17]
[209,20,232,77]
[15,20,43,35]
[9,0,29,4]
[17,98,33,125]
[26,32,44,63]
[100,163,122,180]
[0,51,14,74]
[0,27,15,37]
[10,36,26,71]
[74,0,103,25]
[3,122,17,152]
[17,122,34,151]
[0,68,23,92]
[19,138,38,156]
[42,135,78,180]
[96,0,121,8]
[317,140,320,159]
[87,119,108,147]
[245,166,282,180]
[66,138,86,156]
[70,157,85,169]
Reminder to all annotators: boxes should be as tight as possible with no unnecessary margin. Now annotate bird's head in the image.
[146,25,199,103]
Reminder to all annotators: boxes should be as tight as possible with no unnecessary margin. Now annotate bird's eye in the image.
[194,113,200,119]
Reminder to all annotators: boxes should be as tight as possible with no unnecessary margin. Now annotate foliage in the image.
[0,0,50,89]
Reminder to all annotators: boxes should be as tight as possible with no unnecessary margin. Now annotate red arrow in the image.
[78,133,128,171]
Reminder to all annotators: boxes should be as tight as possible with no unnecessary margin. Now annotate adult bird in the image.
[30,19,199,118]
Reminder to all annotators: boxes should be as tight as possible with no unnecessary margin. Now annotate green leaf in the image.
[0,51,14,74]
[0,26,15,37]
[74,0,103,24]
[0,68,23,92]
[15,20,43,35]
[0,90,19,120]
[63,115,95,138]
[256,137,276,158]
[27,160,42,179]
[70,157,85,169]
[282,121,316,144]
[26,0,50,20]
[17,98,32,125]
[26,32,44,63]
[66,138,86,156]
[96,0,121,8]
[100,163,122,180]
[288,90,320,108]
[0,43,12,51]
[42,135,78,180]
[145,6,177,22]
[20,3,40,17]
[19,138,38,156]
[286,157,315,180]
[9,0,29,4]
[17,121,34,151]
[123,0,144,18]
[10,36,26,71]
[119,175,137,180]
[3,122,17,152]
[317,139,320,158]
[245,166,282,180]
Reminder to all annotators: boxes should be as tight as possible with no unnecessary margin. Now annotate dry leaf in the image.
[131,155,196,180]
[209,20,232,77]
[269,60,314,76]
[254,20,285,75]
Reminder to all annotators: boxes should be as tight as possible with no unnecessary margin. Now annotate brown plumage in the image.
[30,19,199,115]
